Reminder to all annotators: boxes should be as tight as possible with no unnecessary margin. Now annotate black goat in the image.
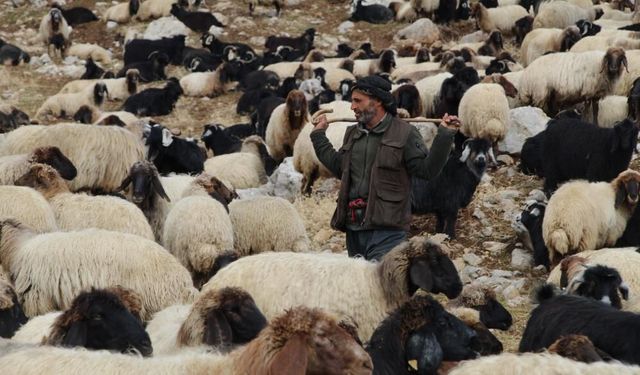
[336,43,355,57]
[577,19,602,36]
[514,16,534,45]
[277,77,299,98]
[238,70,280,92]
[201,124,243,155]
[182,47,223,72]
[146,124,205,175]
[350,0,394,23]
[519,284,640,365]
[308,90,336,115]
[627,77,640,123]
[478,31,505,57]
[170,3,223,33]
[520,131,545,177]
[80,57,113,79]
[435,67,479,117]
[264,28,315,54]
[201,33,255,61]
[0,106,29,133]
[0,281,27,338]
[123,77,183,116]
[565,264,629,309]
[514,200,549,268]
[237,88,277,115]
[367,295,478,375]
[51,3,98,26]
[124,35,186,66]
[117,52,169,82]
[253,96,285,138]
[411,138,491,238]
[393,84,423,118]
[542,117,638,194]
[437,0,471,23]
[0,38,30,66]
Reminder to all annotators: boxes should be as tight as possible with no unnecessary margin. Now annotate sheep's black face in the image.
[380,50,396,73]
[485,59,509,75]
[477,298,513,330]
[602,49,628,79]
[575,265,628,309]
[46,147,78,181]
[129,0,140,16]
[0,290,28,339]
[409,244,462,299]
[416,48,430,63]
[490,32,503,50]
[514,16,533,45]
[431,307,477,361]
[560,30,581,52]
[456,0,471,20]
[220,298,268,344]
[469,323,503,355]
[50,9,62,29]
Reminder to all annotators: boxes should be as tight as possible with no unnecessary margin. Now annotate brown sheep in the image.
[265,89,309,162]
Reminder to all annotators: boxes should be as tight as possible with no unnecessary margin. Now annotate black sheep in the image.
[239,70,280,92]
[577,19,602,36]
[146,125,205,175]
[123,78,183,116]
[411,138,491,238]
[514,200,549,269]
[519,131,545,177]
[237,88,278,115]
[201,124,243,155]
[170,3,224,33]
[514,16,534,45]
[542,117,639,194]
[437,0,471,23]
[350,0,394,24]
[0,106,29,133]
[117,52,169,82]
[519,284,640,365]
[253,96,285,138]
[0,284,27,339]
[182,47,223,72]
[264,28,315,54]
[0,38,30,66]
[124,35,186,66]
[393,84,423,118]
[366,295,478,375]
[627,77,640,123]
[435,67,479,118]
[51,3,98,26]
[201,33,255,62]
[80,57,113,79]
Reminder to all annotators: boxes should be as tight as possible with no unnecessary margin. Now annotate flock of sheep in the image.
[3,0,640,373]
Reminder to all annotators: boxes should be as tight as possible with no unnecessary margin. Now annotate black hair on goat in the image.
[577,19,601,36]
[350,0,394,24]
[124,35,186,66]
[80,57,113,80]
[514,200,549,268]
[237,88,277,115]
[0,38,30,66]
[146,124,205,175]
[200,124,243,155]
[254,96,285,138]
[182,47,223,72]
[567,265,629,309]
[51,3,98,26]
[393,84,423,118]
[520,131,545,177]
[265,28,315,55]
[627,77,640,123]
[336,43,355,57]
[117,52,169,82]
[170,3,224,33]
[123,77,183,116]
[0,281,27,338]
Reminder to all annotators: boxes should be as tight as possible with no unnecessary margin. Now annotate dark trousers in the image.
[345,229,407,261]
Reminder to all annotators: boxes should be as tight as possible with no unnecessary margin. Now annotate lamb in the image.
[179,61,240,98]
[12,288,152,356]
[51,3,98,26]
[123,35,186,66]
[0,306,372,374]
[228,196,310,256]
[79,58,113,80]
[162,174,235,288]
[66,43,112,64]
[146,124,205,175]
[15,164,154,240]
[350,0,394,24]
[264,28,315,54]
[0,123,145,193]
[146,287,267,355]
[38,8,71,49]
[533,1,599,29]
[265,89,309,162]
[541,117,638,193]
[518,47,628,118]
[202,237,463,341]
[459,74,517,144]
[0,146,76,186]
[542,169,640,266]
[0,219,197,319]
[471,3,529,34]
[246,0,283,16]
[35,82,108,121]
[170,3,223,33]
[411,138,492,238]
[0,38,30,66]
[519,284,640,365]
[0,274,27,339]
[103,0,140,23]
[520,26,583,66]
[445,284,513,330]
[123,77,183,116]
[59,69,139,101]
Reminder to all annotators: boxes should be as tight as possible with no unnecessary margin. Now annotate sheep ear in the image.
[620,282,630,300]
[615,182,627,208]
[116,175,132,192]
[267,334,308,375]
[409,259,434,292]
[203,309,233,347]
[459,142,471,162]
[152,173,170,202]
[161,128,173,147]
[62,321,88,347]
[406,330,443,374]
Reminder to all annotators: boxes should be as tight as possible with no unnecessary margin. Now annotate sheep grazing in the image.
[0,219,197,319]
[60,69,139,101]
[514,15,534,45]
[180,61,241,98]
[35,82,109,121]
[366,294,478,375]
[0,38,30,66]
[14,288,152,356]
[15,163,154,240]
[80,58,113,80]
[38,8,71,50]
[246,0,283,16]
[521,26,582,67]
[519,284,640,365]
[471,3,529,34]
[170,3,223,33]
[146,124,205,175]
[541,117,638,193]
[411,138,492,239]
[147,287,267,355]
[0,277,27,338]
[0,105,29,133]
[265,89,309,162]
[0,146,76,186]
[392,84,423,118]
[446,284,513,330]
[162,174,235,288]
[542,169,640,266]
[51,3,98,26]
[519,131,545,177]
[264,27,315,55]
[229,196,310,256]
[123,77,183,116]
[350,0,394,24]
[124,35,186,66]
[103,0,140,23]
[203,237,462,341]
[514,199,549,268]
[534,1,599,29]
[0,306,372,375]
[66,43,112,65]
[518,47,628,118]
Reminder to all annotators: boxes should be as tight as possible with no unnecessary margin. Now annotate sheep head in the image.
[559,255,588,288]
[117,161,169,206]
[129,0,140,16]
[416,47,430,63]
[601,47,628,80]
[31,146,77,181]
[560,26,581,52]
[125,69,140,95]
[451,284,512,330]
[514,16,534,45]
[568,264,629,309]
[15,163,69,198]
[459,138,492,179]
[482,74,518,98]
[613,169,640,208]
[488,30,503,51]
[286,89,309,130]
[194,173,238,206]
[49,8,63,32]
[92,82,108,107]
[0,279,27,339]
[548,334,606,363]
[379,49,397,73]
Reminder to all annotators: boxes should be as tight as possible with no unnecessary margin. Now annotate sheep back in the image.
[203,153,266,189]
[0,186,57,233]
[145,304,192,356]
[459,83,509,142]
[11,311,61,344]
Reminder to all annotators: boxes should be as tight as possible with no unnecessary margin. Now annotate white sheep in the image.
[542,170,640,266]
[38,8,71,48]
[202,237,461,342]
[0,146,75,186]
[203,138,268,190]
[390,61,443,81]
[15,163,154,240]
[58,69,139,101]
[0,186,57,233]
[229,196,310,255]
[35,82,109,121]
[534,1,598,29]
[570,35,640,53]
[103,0,140,23]
[0,219,197,319]
[0,123,145,193]
[11,311,61,344]
[459,74,516,144]
[179,63,236,98]
[518,48,628,117]
[520,26,582,67]
[472,3,529,34]
[265,89,309,162]
[66,43,112,64]
[162,174,235,286]
[321,67,356,92]
[504,71,523,108]
[582,95,628,127]
[136,0,177,21]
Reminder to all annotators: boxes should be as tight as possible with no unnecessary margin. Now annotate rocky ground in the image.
[2,0,624,353]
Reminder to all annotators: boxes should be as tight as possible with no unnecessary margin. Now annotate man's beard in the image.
[355,103,377,126]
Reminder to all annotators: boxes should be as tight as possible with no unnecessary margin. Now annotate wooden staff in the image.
[310,108,443,125]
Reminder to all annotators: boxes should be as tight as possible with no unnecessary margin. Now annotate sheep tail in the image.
[548,229,569,256]
[480,118,505,143]
[535,283,557,304]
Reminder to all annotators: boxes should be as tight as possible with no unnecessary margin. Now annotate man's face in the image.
[351,90,379,126]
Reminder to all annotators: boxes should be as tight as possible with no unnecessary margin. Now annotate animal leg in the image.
[444,212,458,239]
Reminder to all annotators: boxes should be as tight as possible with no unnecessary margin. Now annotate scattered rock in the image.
[511,248,533,270]
[208,25,225,38]
[394,18,440,45]
[498,106,549,154]
[473,208,486,220]
[463,252,483,266]
[314,229,333,243]
[453,257,465,272]
[497,154,514,165]
[483,241,508,255]
[491,270,513,278]
[144,17,190,40]
[502,284,520,301]
[338,21,354,34]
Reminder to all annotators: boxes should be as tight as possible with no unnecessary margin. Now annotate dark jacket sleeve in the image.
[310,128,343,178]
[404,125,456,179]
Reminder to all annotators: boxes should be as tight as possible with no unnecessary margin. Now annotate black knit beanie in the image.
[351,75,397,116]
